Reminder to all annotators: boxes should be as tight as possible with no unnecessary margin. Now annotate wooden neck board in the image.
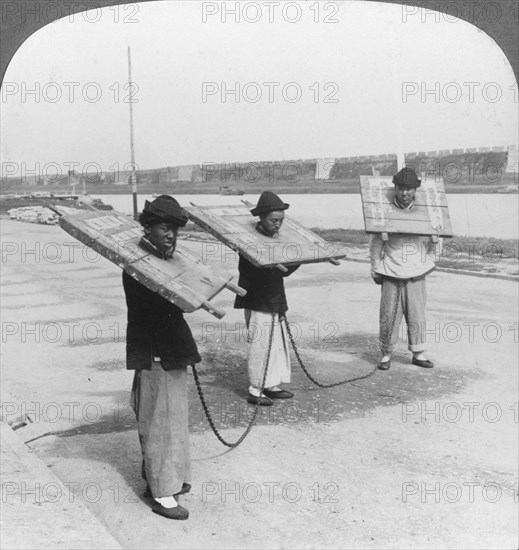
[57,209,245,318]
[359,176,453,237]
[185,203,346,269]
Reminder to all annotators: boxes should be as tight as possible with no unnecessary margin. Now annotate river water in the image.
[92,193,519,239]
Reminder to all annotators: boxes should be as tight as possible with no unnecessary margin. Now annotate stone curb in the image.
[1,422,122,550]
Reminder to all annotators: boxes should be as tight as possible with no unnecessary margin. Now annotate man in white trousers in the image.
[234,191,301,406]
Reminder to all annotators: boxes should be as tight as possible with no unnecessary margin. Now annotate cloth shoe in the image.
[412,357,434,368]
[377,360,391,370]
[247,393,273,406]
[152,502,189,520]
[263,389,294,399]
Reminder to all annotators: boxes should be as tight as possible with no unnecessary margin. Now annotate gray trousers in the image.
[380,276,427,355]
[131,361,191,498]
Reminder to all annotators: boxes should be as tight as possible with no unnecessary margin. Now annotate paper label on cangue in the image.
[372,204,386,226]
[425,183,444,231]
[367,179,387,226]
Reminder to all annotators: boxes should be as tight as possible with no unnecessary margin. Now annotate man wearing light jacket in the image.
[369,167,437,371]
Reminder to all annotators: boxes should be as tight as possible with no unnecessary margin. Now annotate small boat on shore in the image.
[7,206,59,225]
[219,186,244,196]
[496,185,518,193]
[0,193,113,216]
[76,194,114,210]
[2,192,113,225]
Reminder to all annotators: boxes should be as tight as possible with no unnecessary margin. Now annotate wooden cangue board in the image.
[184,204,346,271]
[359,176,453,237]
[56,208,245,319]
[185,203,346,269]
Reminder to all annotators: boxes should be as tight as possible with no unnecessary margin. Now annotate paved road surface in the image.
[1,219,517,549]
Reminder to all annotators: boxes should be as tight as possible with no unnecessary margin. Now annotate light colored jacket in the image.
[369,233,436,280]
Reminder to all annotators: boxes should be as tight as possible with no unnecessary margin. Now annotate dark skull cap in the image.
[250,191,289,216]
[139,195,188,227]
[392,167,421,189]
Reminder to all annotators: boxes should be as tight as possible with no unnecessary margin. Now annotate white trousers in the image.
[244,310,291,389]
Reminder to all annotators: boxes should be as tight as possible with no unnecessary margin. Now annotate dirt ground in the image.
[1,219,517,549]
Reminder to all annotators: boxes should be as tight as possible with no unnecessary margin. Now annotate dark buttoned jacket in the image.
[234,256,300,314]
[123,239,201,371]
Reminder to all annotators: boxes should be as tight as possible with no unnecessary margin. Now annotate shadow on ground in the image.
[52,331,481,440]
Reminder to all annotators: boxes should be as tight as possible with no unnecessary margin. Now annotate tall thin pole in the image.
[389,28,405,171]
[128,47,138,220]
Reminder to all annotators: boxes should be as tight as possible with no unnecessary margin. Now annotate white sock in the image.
[414,353,426,360]
[266,386,280,391]
[154,495,178,509]
[249,386,264,397]
[381,354,391,362]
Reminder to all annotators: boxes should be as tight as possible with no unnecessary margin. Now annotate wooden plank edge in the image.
[201,301,226,319]
[365,229,454,238]
[225,281,247,297]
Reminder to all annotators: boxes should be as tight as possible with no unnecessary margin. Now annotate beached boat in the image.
[0,193,113,216]
[219,186,244,196]
[7,205,59,225]
[497,185,518,193]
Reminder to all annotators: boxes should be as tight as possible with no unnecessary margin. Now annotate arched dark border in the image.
[1,1,517,84]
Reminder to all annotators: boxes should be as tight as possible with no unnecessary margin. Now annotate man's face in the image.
[145,223,178,253]
[260,211,285,236]
[395,185,416,207]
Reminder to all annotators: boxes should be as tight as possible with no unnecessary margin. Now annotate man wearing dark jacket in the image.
[124,195,200,520]
[234,191,300,406]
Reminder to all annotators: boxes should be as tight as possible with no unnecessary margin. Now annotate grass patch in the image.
[311,228,369,245]
[311,228,517,257]
[180,224,517,272]
[179,225,517,275]
[442,236,518,261]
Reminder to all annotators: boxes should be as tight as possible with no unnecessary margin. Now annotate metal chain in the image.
[283,281,404,388]
[283,278,404,388]
[194,280,404,444]
[380,280,403,357]
[283,315,377,388]
[192,312,276,448]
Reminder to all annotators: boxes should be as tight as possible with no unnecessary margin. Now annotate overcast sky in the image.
[1,0,517,173]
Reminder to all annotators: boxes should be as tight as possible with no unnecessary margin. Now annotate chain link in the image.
[193,279,404,446]
[283,315,377,388]
[192,312,276,448]
[381,280,403,357]
[283,278,403,388]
